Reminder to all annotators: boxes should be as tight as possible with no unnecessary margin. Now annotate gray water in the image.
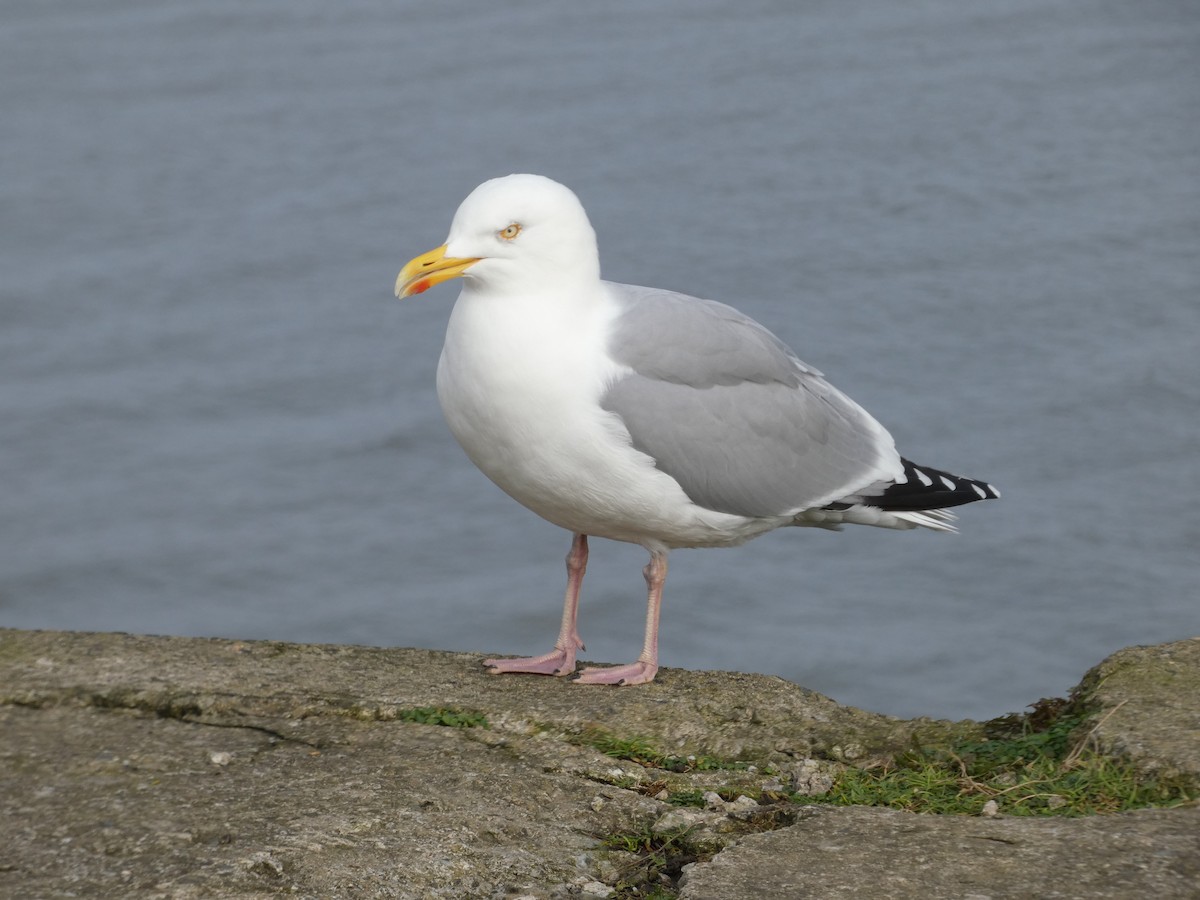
[2,0,1197,720]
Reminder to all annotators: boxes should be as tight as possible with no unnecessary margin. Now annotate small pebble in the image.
[702,791,726,810]
[726,795,758,813]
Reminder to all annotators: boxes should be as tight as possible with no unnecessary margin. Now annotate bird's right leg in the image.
[483,532,588,677]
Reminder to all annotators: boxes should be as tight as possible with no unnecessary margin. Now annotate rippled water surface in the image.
[2,0,1197,719]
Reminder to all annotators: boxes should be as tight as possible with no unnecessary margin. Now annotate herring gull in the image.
[394,174,998,685]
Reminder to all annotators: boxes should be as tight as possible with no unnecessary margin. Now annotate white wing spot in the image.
[914,468,933,487]
[972,483,987,499]
[940,475,957,491]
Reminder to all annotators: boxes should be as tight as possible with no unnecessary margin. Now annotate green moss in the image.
[662,788,710,808]
[576,727,760,774]
[396,706,489,729]
[572,703,1194,820]
[826,698,1196,816]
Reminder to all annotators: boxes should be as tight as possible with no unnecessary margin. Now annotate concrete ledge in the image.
[2,629,1197,898]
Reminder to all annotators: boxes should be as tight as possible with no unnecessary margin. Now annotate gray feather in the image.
[600,284,895,518]
[605,285,812,387]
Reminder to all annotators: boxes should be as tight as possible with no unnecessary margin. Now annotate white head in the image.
[395,174,600,299]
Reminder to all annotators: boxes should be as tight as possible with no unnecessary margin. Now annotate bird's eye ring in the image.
[498,223,522,241]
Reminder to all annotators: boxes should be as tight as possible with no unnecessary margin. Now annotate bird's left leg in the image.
[575,548,667,686]
[483,532,588,676]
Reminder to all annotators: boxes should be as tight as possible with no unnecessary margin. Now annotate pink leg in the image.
[484,533,588,677]
[575,548,667,686]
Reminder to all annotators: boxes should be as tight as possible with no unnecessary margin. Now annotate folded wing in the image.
[600,284,903,518]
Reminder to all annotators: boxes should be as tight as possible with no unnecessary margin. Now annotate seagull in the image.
[394,174,998,686]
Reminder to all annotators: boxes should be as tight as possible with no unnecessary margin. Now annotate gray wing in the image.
[600,283,900,518]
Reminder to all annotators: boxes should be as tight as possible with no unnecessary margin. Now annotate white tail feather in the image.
[794,506,960,533]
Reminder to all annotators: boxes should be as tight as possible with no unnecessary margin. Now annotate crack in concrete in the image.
[2,688,324,750]
[169,715,323,749]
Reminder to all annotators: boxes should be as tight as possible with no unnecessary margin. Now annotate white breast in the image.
[435,283,777,549]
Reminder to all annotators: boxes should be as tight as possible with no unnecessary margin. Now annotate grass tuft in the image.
[826,698,1195,816]
[577,728,758,774]
[396,706,489,729]
[601,823,700,899]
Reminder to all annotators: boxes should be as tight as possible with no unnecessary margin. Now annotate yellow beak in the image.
[394,244,480,298]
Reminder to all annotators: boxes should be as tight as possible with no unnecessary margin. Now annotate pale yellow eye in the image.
[498,223,522,241]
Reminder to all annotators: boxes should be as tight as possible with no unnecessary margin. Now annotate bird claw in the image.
[483,648,578,677]
[573,660,658,686]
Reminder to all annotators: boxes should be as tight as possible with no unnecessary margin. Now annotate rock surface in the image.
[678,804,1200,899]
[1,629,1197,899]
[1073,637,1200,780]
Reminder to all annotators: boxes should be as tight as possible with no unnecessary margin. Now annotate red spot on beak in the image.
[410,278,431,295]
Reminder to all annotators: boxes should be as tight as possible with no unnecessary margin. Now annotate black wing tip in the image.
[862,458,1000,512]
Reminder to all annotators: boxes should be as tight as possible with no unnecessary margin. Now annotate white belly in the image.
[434,286,776,549]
